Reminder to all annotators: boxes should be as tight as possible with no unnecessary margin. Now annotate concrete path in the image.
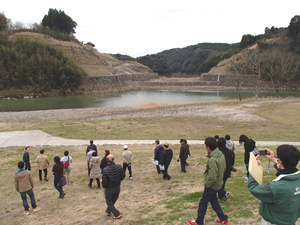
[0,130,300,147]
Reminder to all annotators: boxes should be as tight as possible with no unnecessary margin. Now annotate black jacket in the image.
[100,156,108,173]
[23,151,30,165]
[102,163,125,188]
[239,135,256,164]
[154,145,164,162]
[219,146,233,178]
[160,148,173,166]
[86,144,97,155]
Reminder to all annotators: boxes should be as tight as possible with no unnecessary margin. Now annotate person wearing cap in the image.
[122,145,133,179]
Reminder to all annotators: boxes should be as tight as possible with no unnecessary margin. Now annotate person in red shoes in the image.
[188,137,229,225]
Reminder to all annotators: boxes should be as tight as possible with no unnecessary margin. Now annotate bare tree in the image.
[262,47,300,97]
[247,50,263,99]
[231,62,248,101]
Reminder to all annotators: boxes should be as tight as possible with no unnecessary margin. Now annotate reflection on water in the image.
[0,90,300,112]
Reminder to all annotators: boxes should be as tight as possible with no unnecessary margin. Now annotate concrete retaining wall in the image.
[200,73,256,87]
[80,73,159,91]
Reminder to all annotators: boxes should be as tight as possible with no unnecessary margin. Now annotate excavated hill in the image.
[207,32,286,75]
[9,32,154,76]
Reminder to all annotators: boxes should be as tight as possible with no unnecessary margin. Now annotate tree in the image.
[246,50,264,99]
[85,42,95,47]
[231,62,248,101]
[0,12,9,31]
[262,47,300,97]
[42,8,77,34]
[288,15,300,39]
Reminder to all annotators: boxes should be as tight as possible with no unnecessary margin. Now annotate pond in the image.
[1,89,300,112]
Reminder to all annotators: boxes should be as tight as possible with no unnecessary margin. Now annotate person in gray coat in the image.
[88,151,101,189]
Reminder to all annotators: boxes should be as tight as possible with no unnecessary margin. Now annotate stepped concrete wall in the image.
[80,73,159,91]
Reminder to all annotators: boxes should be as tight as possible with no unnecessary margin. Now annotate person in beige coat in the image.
[122,145,133,179]
[88,151,101,189]
[15,161,40,215]
[35,149,50,181]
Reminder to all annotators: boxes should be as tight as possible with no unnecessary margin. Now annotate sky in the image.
[2,0,300,57]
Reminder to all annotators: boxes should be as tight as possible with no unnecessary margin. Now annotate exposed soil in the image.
[1,92,294,123]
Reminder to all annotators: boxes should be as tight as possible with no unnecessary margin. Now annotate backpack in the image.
[63,156,70,168]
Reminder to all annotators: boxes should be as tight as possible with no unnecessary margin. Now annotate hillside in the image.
[10,32,154,76]
[136,43,233,76]
[159,43,232,75]
[206,30,288,75]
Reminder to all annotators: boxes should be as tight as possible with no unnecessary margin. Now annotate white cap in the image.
[123,145,128,149]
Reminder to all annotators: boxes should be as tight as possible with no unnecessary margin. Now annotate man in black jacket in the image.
[217,137,233,201]
[160,143,173,180]
[179,139,189,173]
[154,140,164,174]
[23,147,31,171]
[86,140,97,155]
[102,154,125,219]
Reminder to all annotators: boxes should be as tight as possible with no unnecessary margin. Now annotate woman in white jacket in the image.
[88,151,101,189]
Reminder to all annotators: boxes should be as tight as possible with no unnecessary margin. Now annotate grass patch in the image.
[1,98,300,142]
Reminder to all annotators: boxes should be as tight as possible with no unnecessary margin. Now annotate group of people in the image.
[153,139,191,180]
[15,137,300,225]
[86,140,130,219]
[15,147,73,215]
[188,135,300,225]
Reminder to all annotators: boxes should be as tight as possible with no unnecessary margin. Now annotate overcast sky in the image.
[2,0,300,57]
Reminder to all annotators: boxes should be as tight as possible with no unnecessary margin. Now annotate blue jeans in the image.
[54,177,63,196]
[20,189,37,211]
[196,186,228,225]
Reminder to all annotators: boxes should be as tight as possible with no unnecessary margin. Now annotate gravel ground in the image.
[0,100,265,122]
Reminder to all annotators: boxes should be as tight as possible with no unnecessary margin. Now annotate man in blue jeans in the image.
[14,161,40,215]
[189,137,228,225]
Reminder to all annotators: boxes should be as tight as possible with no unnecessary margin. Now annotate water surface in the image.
[1,90,299,112]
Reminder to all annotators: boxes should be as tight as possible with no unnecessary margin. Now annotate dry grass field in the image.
[1,144,299,225]
[1,98,300,224]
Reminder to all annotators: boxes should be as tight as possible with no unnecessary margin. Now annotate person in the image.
[87,146,96,176]
[14,161,40,215]
[184,139,191,166]
[179,139,189,173]
[122,145,133,179]
[86,140,97,155]
[23,147,31,171]
[100,150,110,174]
[60,150,73,184]
[102,154,125,219]
[52,156,65,199]
[35,149,50,181]
[89,151,101,189]
[160,143,173,180]
[239,134,257,183]
[217,137,233,201]
[225,134,237,172]
[214,135,219,143]
[154,140,164,174]
[248,145,300,225]
[188,137,228,225]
